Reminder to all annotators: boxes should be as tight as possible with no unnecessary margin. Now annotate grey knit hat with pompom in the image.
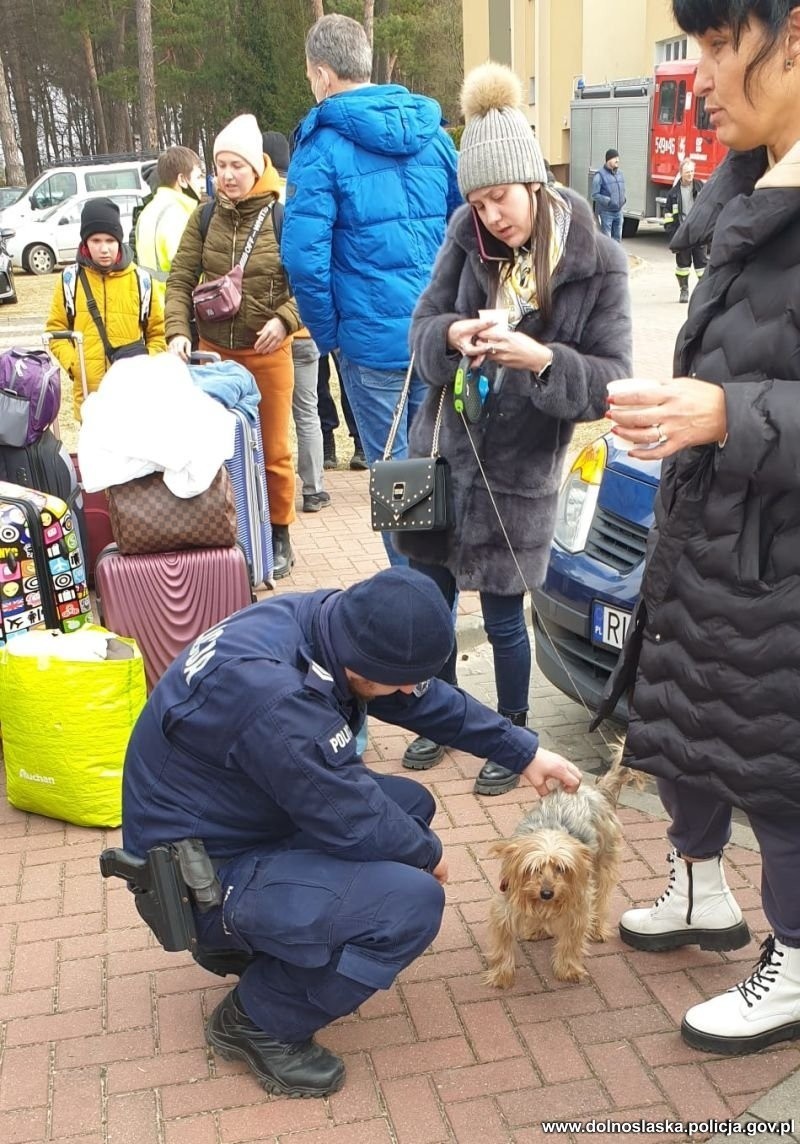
[457,62,548,197]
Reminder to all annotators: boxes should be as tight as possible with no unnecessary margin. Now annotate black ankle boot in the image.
[323,431,337,470]
[473,709,527,795]
[402,736,445,769]
[272,524,295,580]
[207,988,345,1097]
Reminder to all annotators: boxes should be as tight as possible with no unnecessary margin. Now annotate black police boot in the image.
[349,440,368,471]
[207,988,345,1098]
[272,524,295,580]
[473,709,527,795]
[402,736,445,770]
[323,431,337,470]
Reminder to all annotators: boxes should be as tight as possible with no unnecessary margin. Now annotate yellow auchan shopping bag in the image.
[0,626,146,827]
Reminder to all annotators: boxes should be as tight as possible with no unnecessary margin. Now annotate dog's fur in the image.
[484,761,631,986]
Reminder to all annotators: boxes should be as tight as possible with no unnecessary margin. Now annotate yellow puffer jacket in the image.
[46,248,167,419]
[165,159,300,350]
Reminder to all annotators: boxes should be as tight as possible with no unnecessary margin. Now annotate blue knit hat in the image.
[328,568,454,685]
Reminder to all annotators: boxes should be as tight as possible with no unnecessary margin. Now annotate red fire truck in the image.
[569,60,727,236]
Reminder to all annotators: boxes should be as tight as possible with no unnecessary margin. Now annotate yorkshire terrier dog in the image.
[484,760,632,986]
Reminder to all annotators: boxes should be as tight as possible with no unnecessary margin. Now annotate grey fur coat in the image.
[396,191,632,594]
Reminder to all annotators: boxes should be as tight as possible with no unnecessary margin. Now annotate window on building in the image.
[658,36,689,62]
[676,80,687,124]
[658,81,677,124]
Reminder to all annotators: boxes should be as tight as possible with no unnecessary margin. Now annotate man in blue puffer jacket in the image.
[282,13,461,565]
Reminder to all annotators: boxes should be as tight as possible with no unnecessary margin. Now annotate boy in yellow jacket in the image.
[46,197,166,419]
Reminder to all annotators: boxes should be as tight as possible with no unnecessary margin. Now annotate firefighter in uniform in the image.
[122,568,582,1098]
[663,158,707,303]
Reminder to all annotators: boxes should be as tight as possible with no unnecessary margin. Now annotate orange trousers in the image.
[200,337,296,526]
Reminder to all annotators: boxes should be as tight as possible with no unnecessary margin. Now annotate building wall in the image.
[461,0,694,174]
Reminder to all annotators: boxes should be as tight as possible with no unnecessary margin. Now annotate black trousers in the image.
[317,352,361,444]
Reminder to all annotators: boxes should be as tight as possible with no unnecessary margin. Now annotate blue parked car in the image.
[532,432,660,723]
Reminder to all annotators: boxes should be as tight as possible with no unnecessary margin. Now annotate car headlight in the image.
[553,435,607,552]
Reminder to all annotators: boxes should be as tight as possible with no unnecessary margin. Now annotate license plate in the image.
[591,601,632,651]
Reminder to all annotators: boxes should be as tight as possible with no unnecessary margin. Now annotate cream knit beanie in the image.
[457,63,547,197]
[213,113,265,176]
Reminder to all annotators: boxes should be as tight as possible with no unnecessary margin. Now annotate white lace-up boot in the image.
[619,848,750,952]
[682,935,800,1054]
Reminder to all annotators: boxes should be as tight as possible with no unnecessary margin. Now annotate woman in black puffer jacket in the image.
[600,0,800,1059]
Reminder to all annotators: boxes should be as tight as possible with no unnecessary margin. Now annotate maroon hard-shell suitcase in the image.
[94,543,254,690]
[72,456,113,584]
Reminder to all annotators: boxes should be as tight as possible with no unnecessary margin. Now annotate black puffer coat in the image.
[599,146,800,818]
[396,191,632,595]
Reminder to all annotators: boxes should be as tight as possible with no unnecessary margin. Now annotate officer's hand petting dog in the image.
[522,746,582,797]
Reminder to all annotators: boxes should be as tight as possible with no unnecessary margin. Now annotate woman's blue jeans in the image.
[410,560,531,713]
[337,353,427,567]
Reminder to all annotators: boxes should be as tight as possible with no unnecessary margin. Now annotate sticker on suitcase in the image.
[0,481,93,642]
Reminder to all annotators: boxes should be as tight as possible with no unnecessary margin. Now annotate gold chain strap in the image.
[381,354,446,461]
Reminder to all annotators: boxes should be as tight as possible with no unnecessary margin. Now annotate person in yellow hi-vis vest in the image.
[134,147,205,304]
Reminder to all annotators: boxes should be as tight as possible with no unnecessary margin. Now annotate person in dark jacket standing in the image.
[663,158,707,302]
[122,567,581,1097]
[599,0,800,1058]
[591,148,626,241]
[282,13,461,566]
[395,63,632,793]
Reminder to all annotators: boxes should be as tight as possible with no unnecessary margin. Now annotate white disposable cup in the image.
[478,308,510,330]
[606,377,662,400]
[606,378,664,451]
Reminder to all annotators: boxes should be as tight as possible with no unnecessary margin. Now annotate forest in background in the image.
[0,0,464,186]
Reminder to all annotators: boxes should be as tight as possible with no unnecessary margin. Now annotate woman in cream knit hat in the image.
[397,63,632,794]
[165,113,301,579]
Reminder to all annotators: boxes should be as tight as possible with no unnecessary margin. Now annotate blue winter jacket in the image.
[282,85,461,370]
[592,165,627,213]
[122,590,539,865]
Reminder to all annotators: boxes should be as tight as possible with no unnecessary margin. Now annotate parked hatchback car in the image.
[532,431,660,723]
[7,189,144,274]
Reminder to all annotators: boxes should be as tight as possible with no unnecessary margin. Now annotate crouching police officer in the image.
[122,568,581,1098]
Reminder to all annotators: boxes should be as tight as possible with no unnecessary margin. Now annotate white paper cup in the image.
[478,308,510,330]
[606,377,662,401]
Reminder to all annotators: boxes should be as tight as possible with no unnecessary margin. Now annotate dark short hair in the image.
[673,1,799,98]
[156,146,202,188]
[605,148,620,161]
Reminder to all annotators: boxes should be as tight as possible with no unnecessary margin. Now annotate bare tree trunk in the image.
[372,0,392,83]
[107,7,132,152]
[82,29,109,154]
[136,0,158,150]
[363,1,374,46]
[310,0,324,20]
[0,57,25,185]
[0,0,40,179]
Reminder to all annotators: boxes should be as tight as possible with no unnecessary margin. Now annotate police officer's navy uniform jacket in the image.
[123,589,540,865]
[123,588,541,1042]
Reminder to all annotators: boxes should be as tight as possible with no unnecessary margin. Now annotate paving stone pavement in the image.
[1,246,797,1142]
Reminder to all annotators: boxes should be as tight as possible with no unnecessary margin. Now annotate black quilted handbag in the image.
[369,358,451,533]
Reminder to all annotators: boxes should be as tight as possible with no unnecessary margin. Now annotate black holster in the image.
[99,838,221,953]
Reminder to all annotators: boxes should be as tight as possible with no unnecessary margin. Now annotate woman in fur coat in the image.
[396,63,632,794]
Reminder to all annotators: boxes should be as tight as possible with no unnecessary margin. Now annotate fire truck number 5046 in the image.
[654,136,676,155]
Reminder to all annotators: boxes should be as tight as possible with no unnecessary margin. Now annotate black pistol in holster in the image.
[99,839,222,954]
